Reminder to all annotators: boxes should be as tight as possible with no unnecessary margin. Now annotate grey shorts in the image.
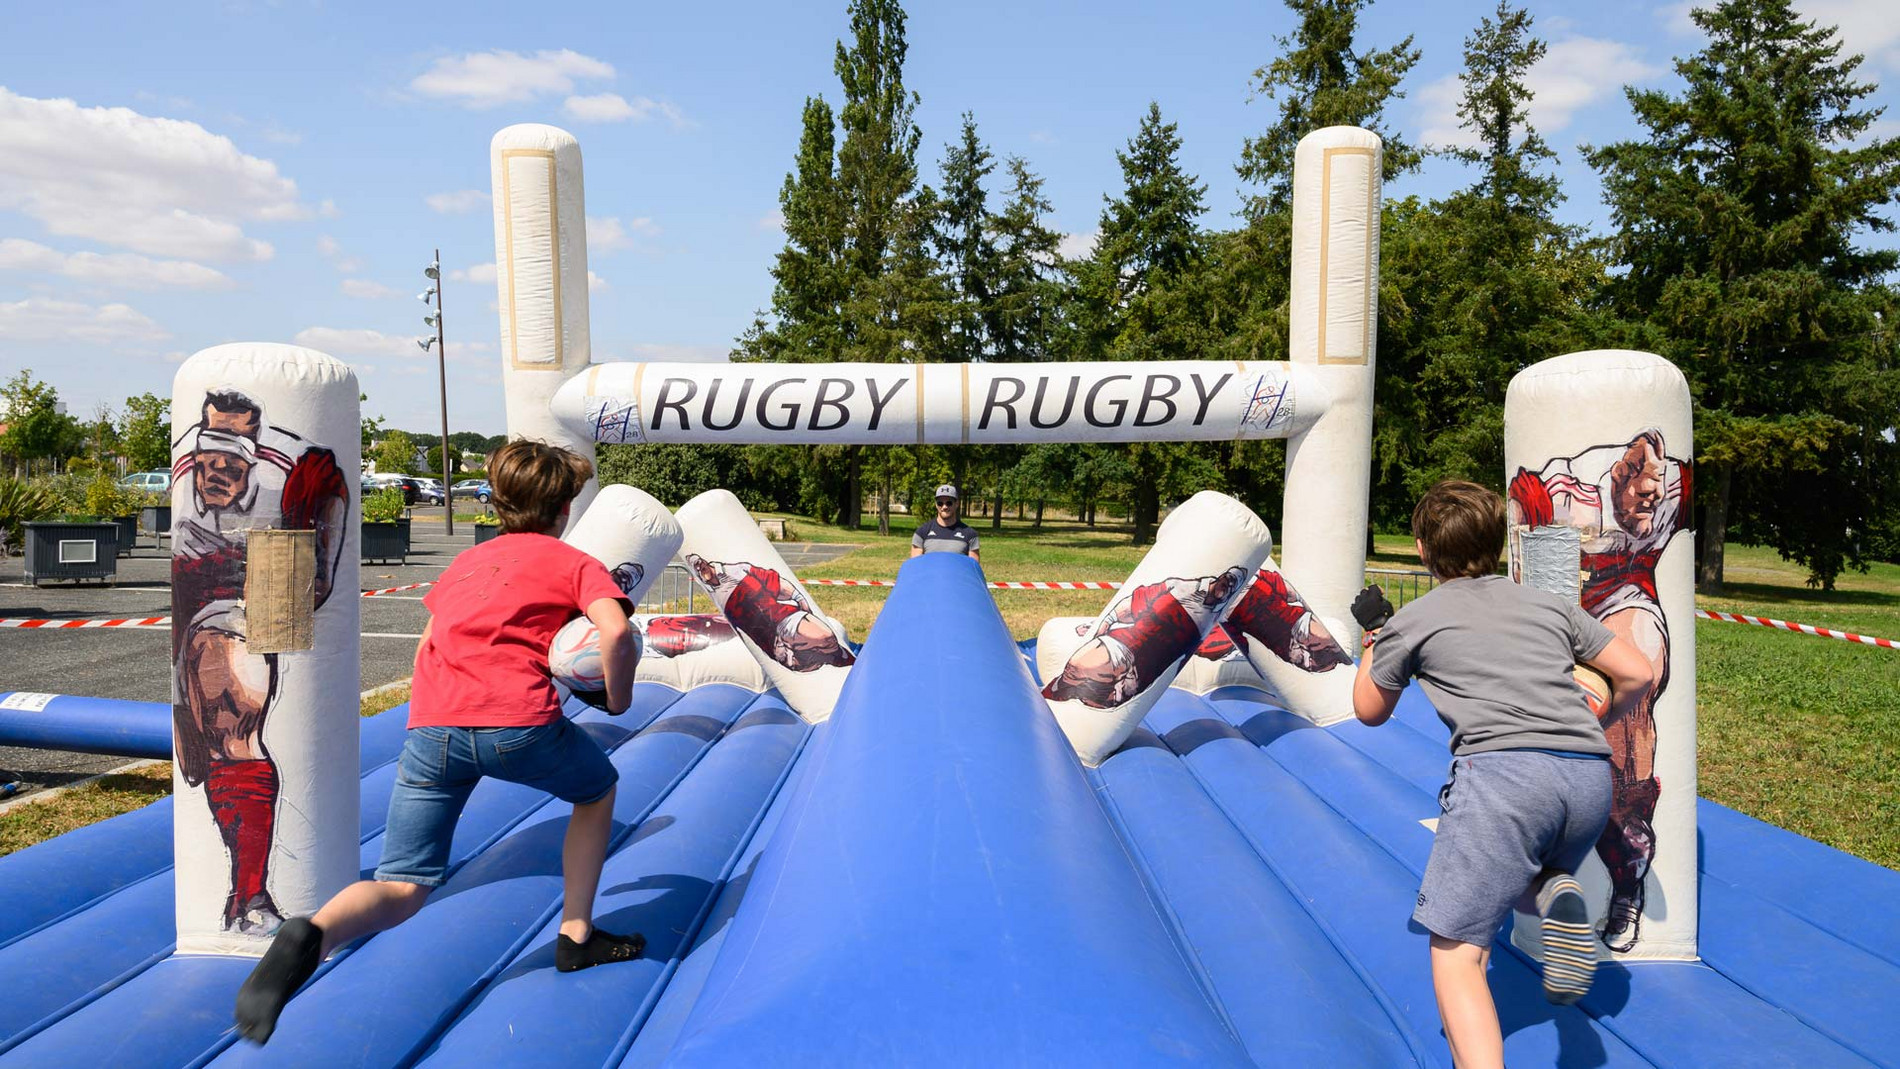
[1413,750,1612,947]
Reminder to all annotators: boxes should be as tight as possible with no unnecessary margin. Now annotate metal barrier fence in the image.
[1364,567,1437,610]
[640,563,702,613]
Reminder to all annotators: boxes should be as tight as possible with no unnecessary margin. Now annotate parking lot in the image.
[0,515,856,802]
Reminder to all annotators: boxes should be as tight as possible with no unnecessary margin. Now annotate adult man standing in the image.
[910,484,980,562]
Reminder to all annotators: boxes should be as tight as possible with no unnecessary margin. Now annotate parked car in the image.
[117,471,171,494]
[363,474,442,506]
[450,478,493,503]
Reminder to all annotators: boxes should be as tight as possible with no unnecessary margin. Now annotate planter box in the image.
[361,517,411,563]
[141,504,172,537]
[24,522,120,585]
[473,525,502,545]
[112,515,139,555]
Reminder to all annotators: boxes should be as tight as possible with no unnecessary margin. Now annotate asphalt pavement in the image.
[0,517,858,803]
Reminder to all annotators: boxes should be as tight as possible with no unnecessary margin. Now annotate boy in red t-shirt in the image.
[235,441,643,1044]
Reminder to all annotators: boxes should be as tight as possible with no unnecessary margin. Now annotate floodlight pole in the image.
[431,247,452,536]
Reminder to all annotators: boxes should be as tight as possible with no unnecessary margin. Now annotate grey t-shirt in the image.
[912,520,979,556]
[1369,574,1614,757]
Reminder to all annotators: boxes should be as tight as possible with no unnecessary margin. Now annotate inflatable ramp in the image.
[2,554,1896,1067]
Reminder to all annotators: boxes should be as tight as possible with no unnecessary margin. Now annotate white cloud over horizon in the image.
[0,88,302,262]
[341,278,401,299]
[409,49,615,109]
[1417,35,1661,149]
[586,215,658,253]
[0,238,232,289]
[292,326,426,358]
[0,296,168,343]
[425,189,489,214]
[562,92,686,126]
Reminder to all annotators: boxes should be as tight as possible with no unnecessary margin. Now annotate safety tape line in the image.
[1696,609,1898,650]
[0,582,442,630]
[805,579,1124,590]
[361,581,435,598]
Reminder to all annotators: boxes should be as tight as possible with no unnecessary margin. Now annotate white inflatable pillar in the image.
[491,123,597,529]
[1504,350,1696,962]
[561,483,684,606]
[170,344,360,955]
[1280,126,1382,650]
[1042,492,1272,765]
[631,614,767,692]
[676,489,855,722]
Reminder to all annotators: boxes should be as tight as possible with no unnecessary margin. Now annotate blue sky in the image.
[2,0,1894,437]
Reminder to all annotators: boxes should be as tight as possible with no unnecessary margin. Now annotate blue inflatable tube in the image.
[415,701,810,1067]
[0,691,173,758]
[208,683,762,1069]
[0,702,411,951]
[0,688,686,1062]
[666,554,1251,1066]
[1209,690,1874,1068]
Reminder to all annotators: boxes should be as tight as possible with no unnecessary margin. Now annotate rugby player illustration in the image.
[1045,568,1248,709]
[1509,428,1691,951]
[638,614,738,659]
[686,555,855,671]
[1194,567,1354,673]
[171,389,350,934]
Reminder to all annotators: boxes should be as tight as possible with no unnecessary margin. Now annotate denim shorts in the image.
[1412,750,1612,947]
[374,718,618,887]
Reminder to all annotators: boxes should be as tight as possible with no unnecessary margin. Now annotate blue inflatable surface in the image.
[2,552,1896,1067]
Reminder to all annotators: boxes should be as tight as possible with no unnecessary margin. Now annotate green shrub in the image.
[0,477,57,552]
[84,474,141,519]
[362,488,406,524]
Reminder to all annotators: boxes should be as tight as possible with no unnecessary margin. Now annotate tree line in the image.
[602,0,1900,591]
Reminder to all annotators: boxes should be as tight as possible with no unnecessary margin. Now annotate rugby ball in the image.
[549,617,607,692]
[1572,663,1613,719]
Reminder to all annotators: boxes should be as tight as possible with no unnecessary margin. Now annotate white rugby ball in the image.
[549,616,607,692]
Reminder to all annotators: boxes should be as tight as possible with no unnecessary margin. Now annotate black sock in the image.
[556,927,645,972]
[233,917,324,1044]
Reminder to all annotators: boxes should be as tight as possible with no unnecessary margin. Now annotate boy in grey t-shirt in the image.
[1351,481,1654,1069]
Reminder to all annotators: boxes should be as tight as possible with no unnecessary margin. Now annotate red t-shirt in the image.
[410,533,627,728]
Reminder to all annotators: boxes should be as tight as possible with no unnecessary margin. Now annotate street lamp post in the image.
[421,252,452,535]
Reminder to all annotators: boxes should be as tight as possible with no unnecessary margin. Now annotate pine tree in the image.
[1371,2,1602,521]
[1589,0,1900,589]
[1236,0,1421,221]
[989,157,1066,362]
[737,97,848,365]
[1082,103,1220,544]
[936,113,998,364]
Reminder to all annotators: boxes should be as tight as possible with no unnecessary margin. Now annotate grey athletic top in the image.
[1369,575,1614,757]
[912,520,979,556]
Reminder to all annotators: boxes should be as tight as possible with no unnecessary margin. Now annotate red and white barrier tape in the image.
[1696,609,1898,650]
[361,581,435,598]
[0,616,171,629]
[805,578,1123,590]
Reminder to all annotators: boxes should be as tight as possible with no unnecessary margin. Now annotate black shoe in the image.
[556,928,646,973]
[233,917,323,1044]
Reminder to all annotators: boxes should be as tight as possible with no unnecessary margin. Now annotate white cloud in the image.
[425,189,489,214]
[318,198,341,218]
[0,238,232,289]
[316,234,362,273]
[1418,36,1661,148]
[0,296,168,343]
[561,93,686,126]
[1803,1,1900,70]
[757,209,786,232]
[588,271,607,292]
[0,88,301,262]
[410,49,614,109]
[292,326,427,357]
[341,278,401,299]
[451,261,498,284]
[586,215,658,252]
[1057,230,1099,261]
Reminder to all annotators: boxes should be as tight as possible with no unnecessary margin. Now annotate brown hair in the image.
[1411,480,1506,580]
[488,440,593,533]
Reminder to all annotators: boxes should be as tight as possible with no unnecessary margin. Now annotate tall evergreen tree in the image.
[989,156,1066,362]
[936,113,999,364]
[1236,0,1421,221]
[1371,2,1601,521]
[1082,103,1220,544]
[1589,0,1900,589]
[737,96,848,365]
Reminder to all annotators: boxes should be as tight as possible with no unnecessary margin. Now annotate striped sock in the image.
[1537,874,1599,1005]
